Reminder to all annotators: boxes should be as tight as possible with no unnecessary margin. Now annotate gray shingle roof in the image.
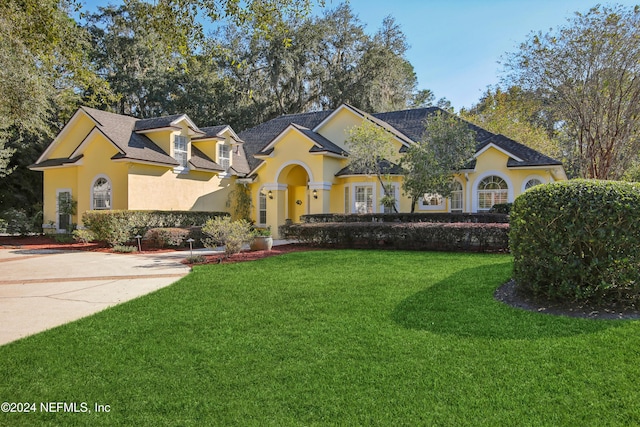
[29,155,83,169]
[231,143,251,175]
[81,107,180,166]
[196,125,228,140]
[133,114,186,132]
[335,159,403,176]
[189,146,224,171]
[374,107,493,143]
[239,110,333,171]
[239,105,562,176]
[481,134,563,167]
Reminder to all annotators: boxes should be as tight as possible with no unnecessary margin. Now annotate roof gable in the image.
[314,104,414,147]
[238,110,333,171]
[35,108,98,164]
[134,114,204,136]
[256,123,346,157]
[475,142,524,163]
[477,134,562,167]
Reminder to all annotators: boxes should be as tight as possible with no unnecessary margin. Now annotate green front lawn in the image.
[1,250,639,425]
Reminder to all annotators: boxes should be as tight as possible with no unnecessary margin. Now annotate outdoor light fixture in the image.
[268,190,273,199]
[312,189,318,199]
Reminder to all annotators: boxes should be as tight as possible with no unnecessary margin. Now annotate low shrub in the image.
[185,255,206,264]
[145,228,190,248]
[112,245,138,253]
[281,222,509,253]
[1,208,41,236]
[510,180,640,306]
[489,203,512,214]
[82,210,228,246]
[53,234,75,244]
[72,229,95,244]
[202,217,253,255]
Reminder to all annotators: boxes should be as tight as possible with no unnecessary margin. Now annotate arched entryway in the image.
[278,163,311,223]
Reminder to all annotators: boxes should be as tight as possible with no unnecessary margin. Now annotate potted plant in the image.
[250,227,273,251]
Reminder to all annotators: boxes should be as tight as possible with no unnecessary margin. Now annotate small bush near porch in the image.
[1,251,639,425]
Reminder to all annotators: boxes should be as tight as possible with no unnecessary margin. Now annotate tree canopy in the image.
[401,111,477,212]
[504,4,640,180]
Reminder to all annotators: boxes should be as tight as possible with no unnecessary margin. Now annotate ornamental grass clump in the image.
[510,180,640,306]
[202,216,253,256]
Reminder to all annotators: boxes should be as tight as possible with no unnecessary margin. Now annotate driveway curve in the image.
[0,248,195,345]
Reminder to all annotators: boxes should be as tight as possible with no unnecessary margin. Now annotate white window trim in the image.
[173,135,189,173]
[418,193,446,211]
[473,171,513,213]
[56,188,73,233]
[257,186,268,226]
[449,179,464,213]
[217,142,231,170]
[352,183,376,214]
[521,174,546,193]
[91,174,112,210]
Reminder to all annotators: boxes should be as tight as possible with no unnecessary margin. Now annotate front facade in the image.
[31,104,567,237]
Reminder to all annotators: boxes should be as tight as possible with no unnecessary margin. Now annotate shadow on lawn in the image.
[391,263,627,340]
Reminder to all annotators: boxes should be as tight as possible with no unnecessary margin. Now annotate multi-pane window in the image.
[259,191,267,225]
[174,135,188,168]
[525,178,543,190]
[92,177,111,210]
[478,176,508,211]
[450,181,463,212]
[218,144,230,170]
[57,190,72,231]
[422,193,443,206]
[355,185,373,214]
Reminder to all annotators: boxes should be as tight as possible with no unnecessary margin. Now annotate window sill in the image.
[173,167,190,175]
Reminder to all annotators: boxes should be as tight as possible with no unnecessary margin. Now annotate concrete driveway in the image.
[0,248,199,346]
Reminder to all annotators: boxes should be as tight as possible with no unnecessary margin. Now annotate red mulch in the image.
[0,235,107,251]
[185,244,320,265]
[0,235,317,264]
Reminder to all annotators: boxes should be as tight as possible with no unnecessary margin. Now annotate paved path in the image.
[0,248,199,346]
[0,240,294,346]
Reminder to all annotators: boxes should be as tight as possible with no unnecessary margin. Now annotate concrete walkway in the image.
[0,248,201,346]
[0,240,294,346]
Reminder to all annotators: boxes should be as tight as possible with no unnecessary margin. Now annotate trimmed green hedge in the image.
[510,180,640,305]
[300,213,509,224]
[281,222,509,253]
[82,210,228,246]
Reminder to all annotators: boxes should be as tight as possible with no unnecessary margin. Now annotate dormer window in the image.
[218,144,230,170]
[174,135,188,168]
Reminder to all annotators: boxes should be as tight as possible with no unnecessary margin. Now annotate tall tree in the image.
[86,0,187,117]
[0,0,111,176]
[461,86,561,159]
[504,4,640,179]
[401,111,476,212]
[346,119,399,212]
[0,0,113,217]
[214,4,421,130]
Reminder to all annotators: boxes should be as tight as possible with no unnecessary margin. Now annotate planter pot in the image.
[250,236,273,251]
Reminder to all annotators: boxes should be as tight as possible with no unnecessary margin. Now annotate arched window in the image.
[525,178,543,190]
[92,177,111,210]
[477,176,507,211]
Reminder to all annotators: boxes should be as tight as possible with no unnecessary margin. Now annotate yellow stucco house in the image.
[31,104,567,238]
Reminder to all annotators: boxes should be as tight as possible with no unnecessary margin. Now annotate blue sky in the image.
[80,0,640,111]
[341,0,640,110]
